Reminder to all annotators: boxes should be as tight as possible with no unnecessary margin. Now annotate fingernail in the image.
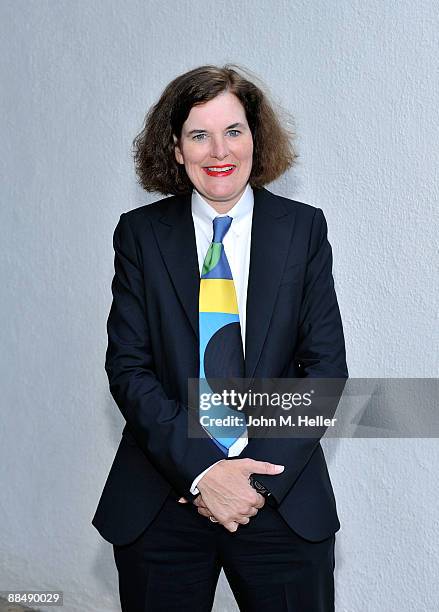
[275,465,285,473]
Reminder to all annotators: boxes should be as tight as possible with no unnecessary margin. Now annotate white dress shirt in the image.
[190,183,253,494]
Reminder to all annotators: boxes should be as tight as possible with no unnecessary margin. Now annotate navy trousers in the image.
[113,490,335,612]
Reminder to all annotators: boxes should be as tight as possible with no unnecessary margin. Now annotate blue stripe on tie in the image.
[212,438,229,454]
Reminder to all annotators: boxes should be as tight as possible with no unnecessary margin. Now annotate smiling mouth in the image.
[203,165,236,177]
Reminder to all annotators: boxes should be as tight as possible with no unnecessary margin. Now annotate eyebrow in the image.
[186,122,246,136]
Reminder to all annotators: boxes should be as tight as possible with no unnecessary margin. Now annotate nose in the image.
[209,134,230,160]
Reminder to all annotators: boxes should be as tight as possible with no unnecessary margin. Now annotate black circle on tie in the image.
[204,321,245,397]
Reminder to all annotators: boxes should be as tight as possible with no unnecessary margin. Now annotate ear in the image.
[173,134,184,165]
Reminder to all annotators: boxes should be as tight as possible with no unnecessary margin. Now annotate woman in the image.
[92,64,348,612]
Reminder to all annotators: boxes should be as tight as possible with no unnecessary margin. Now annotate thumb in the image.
[245,460,285,476]
[178,497,189,503]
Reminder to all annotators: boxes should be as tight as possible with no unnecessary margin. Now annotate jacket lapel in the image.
[152,193,200,339]
[244,188,296,378]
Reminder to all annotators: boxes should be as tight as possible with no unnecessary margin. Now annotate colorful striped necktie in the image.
[199,216,247,454]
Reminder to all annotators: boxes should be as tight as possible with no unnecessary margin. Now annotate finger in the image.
[223,521,239,533]
[253,493,266,509]
[193,497,208,509]
[244,459,284,476]
[243,491,266,509]
[235,515,251,525]
[177,497,189,503]
[197,507,211,518]
[193,498,212,513]
[245,506,259,517]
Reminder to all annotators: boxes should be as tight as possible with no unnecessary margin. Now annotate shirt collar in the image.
[191,183,254,237]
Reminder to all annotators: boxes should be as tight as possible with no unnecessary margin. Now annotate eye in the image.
[227,129,241,137]
[192,133,207,141]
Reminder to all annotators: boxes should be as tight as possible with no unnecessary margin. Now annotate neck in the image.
[206,201,236,214]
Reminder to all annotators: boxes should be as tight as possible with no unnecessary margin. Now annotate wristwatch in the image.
[249,475,277,507]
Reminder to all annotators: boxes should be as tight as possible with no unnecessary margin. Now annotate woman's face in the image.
[174,91,254,212]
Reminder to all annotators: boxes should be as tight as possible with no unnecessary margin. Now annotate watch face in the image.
[250,477,269,496]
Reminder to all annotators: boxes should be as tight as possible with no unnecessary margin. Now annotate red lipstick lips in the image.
[203,164,236,177]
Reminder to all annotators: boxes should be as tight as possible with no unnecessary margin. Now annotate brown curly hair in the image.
[132,64,298,195]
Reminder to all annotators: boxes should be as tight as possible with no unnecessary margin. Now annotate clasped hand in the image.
[178,458,284,533]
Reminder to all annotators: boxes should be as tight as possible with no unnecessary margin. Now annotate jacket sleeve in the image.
[104,213,225,497]
[240,207,348,505]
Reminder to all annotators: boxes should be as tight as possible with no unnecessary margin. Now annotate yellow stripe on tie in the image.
[199,279,239,314]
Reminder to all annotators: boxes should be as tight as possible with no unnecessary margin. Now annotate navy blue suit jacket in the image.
[92,187,348,546]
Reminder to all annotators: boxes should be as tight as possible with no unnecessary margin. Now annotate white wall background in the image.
[1,1,438,610]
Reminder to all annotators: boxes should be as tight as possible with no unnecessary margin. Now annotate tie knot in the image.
[212,216,232,243]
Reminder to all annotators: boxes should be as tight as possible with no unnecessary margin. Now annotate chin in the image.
[206,184,241,199]
[209,192,238,204]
